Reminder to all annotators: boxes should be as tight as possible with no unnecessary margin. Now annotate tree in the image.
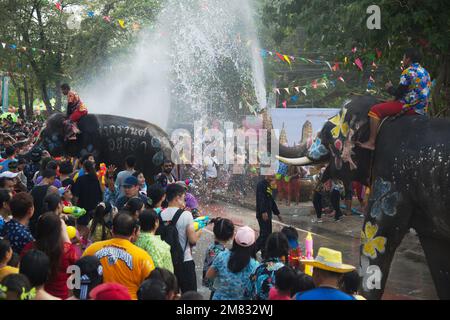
[260,0,450,114]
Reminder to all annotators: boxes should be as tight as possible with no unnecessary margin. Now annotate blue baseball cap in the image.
[123,176,139,187]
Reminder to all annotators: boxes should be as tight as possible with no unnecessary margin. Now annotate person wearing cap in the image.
[205,225,259,300]
[115,175,148,210]
[89,283,131,300]
[115,156,136,199]
[24,148,42,190]
[294,247,356,300]
[67,256,104,300]
[83,213,155,300]
[255,175,282,257]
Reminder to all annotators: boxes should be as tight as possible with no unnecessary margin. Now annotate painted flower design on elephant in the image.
[361,221,387,259]
[329,107,349,138]
[307,138,329,160]
[369,177,401,219]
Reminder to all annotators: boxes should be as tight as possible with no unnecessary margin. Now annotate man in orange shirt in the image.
[83,213,155,299]
[61,83,88,141]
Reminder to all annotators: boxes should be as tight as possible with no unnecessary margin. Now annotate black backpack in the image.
[156,209,187,269]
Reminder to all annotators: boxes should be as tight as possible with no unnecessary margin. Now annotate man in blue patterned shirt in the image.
[359,48,432,150]
[0,193,34,254]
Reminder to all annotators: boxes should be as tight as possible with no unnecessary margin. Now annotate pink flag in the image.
[55,2,62,11]
[376,48,382,58]
[355,58,363,71]
[103,16,111,22]
[338,76,345,83]
[352,47,357,53]
[369,76,375,82]
[311,80,318,89]
[282,100,287,108]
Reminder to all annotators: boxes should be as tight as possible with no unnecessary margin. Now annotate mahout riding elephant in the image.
[277,95,450,299]
[31,113,174,182]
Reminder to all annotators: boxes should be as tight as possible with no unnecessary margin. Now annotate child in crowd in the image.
[146,267,179,300]
[67,256,103,300]
[340,270,366,300]
[202,218,235,299]
[137,278,168,300]
[20,249,61,300]
[281,226,303,270]
[291,270,315,296]
[0,273,33,300]
[147,184,166,215]
[0,239,18,282]
[59,185,73,207]
[88,202,114,243]
[268,266,297,300]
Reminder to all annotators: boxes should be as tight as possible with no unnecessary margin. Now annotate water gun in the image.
[193,216,210,231]
[97,163,107,186]
[63,206,87,219]
[66,226,77,240]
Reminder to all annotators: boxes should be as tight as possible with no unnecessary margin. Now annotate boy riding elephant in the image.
[61,83,88,141]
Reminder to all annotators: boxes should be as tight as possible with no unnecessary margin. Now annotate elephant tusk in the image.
[276,155,313,166]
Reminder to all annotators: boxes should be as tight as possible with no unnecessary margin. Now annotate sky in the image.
[270,108,340,146]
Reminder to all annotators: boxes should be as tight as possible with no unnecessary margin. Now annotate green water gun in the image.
[63,206,87,219]
[193,216,211,232]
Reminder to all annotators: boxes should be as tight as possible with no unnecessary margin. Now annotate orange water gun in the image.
[97,163,107,186]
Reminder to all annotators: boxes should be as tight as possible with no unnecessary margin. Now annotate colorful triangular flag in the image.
[55,2,62,11]
[294,86,300,93]
[103,16,111,22]
[282,100,287,108]
[284,88,290,94]
[325,61,332,71]
[275,88,281,95]
[301,88,307,96]
[352,47,357,53]
[355,58,363,71]
[87,11,95,18]
[338,76,345,83]
[311,80,318,89]
[275,52,285,62]
[283,55,292,66]
[344,57,349,65]
[118,19,126,29]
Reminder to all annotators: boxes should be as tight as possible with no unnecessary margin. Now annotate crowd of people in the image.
[0,114,366,301]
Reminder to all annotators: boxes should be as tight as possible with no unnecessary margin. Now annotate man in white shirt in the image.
[160,183,202,293]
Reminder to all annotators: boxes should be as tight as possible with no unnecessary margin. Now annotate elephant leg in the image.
[359,178,411,299]
[418,235,450,299]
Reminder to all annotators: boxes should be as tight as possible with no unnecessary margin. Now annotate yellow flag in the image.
[283,55,291,66]
[118,19,126,29]
[344,56,348,65]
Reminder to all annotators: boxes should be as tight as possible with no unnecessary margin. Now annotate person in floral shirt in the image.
[359,47,431,151]
[205,226,259,300]
[135,209,174,273]
[244,232,289,300]
[202,218,235,298]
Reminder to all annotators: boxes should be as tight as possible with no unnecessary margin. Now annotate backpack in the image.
[156,209,188,269]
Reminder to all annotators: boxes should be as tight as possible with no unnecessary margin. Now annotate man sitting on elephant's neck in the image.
[61,83,88,141]
[116,176,149,211]
[358,48,431,151]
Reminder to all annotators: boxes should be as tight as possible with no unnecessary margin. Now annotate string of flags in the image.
[54,1,141,31]
[0,40,73,58]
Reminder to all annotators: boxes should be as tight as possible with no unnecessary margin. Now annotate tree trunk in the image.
[25,80,34,118]
[23,78,29,119]
[17,87,24,119]
[54,80,62,112]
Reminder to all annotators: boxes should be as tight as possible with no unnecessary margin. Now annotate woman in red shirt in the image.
[21,212,79,299]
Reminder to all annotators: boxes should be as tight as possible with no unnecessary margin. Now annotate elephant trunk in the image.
[278,142,309,159]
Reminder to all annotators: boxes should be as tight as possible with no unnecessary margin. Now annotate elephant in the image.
[277,95,450,300]
[31,113,174,182]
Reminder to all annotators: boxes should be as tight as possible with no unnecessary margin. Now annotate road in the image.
[191,200,438,300]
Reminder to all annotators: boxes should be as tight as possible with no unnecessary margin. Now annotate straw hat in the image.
[300,247,355,273]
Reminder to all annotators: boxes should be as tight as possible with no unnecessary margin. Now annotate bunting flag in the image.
[87,11,95,18]
[55,2,62,11]
[294,86,300,93]
[1,43,5,49]
[284,88,290,94]
[344,57,349,65]
[103,16,111,22]
[338,76,345,83]
[332,62,340,71]
[275,88,281,95]
[0,40,73,58]
[260,49,268,58]
[372,61,378,68]
[355,58,363,71]
[275,52,285,62]
[283,55,292,66]
[311,80,318,89]
[132,23,141,31]
[325,61,332,71]
[301,88,307,96]
[322,82,328,89]
[369,76,375,82]
[282,100,287,108]
[352,47,357,53]
[118,19,126,29]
